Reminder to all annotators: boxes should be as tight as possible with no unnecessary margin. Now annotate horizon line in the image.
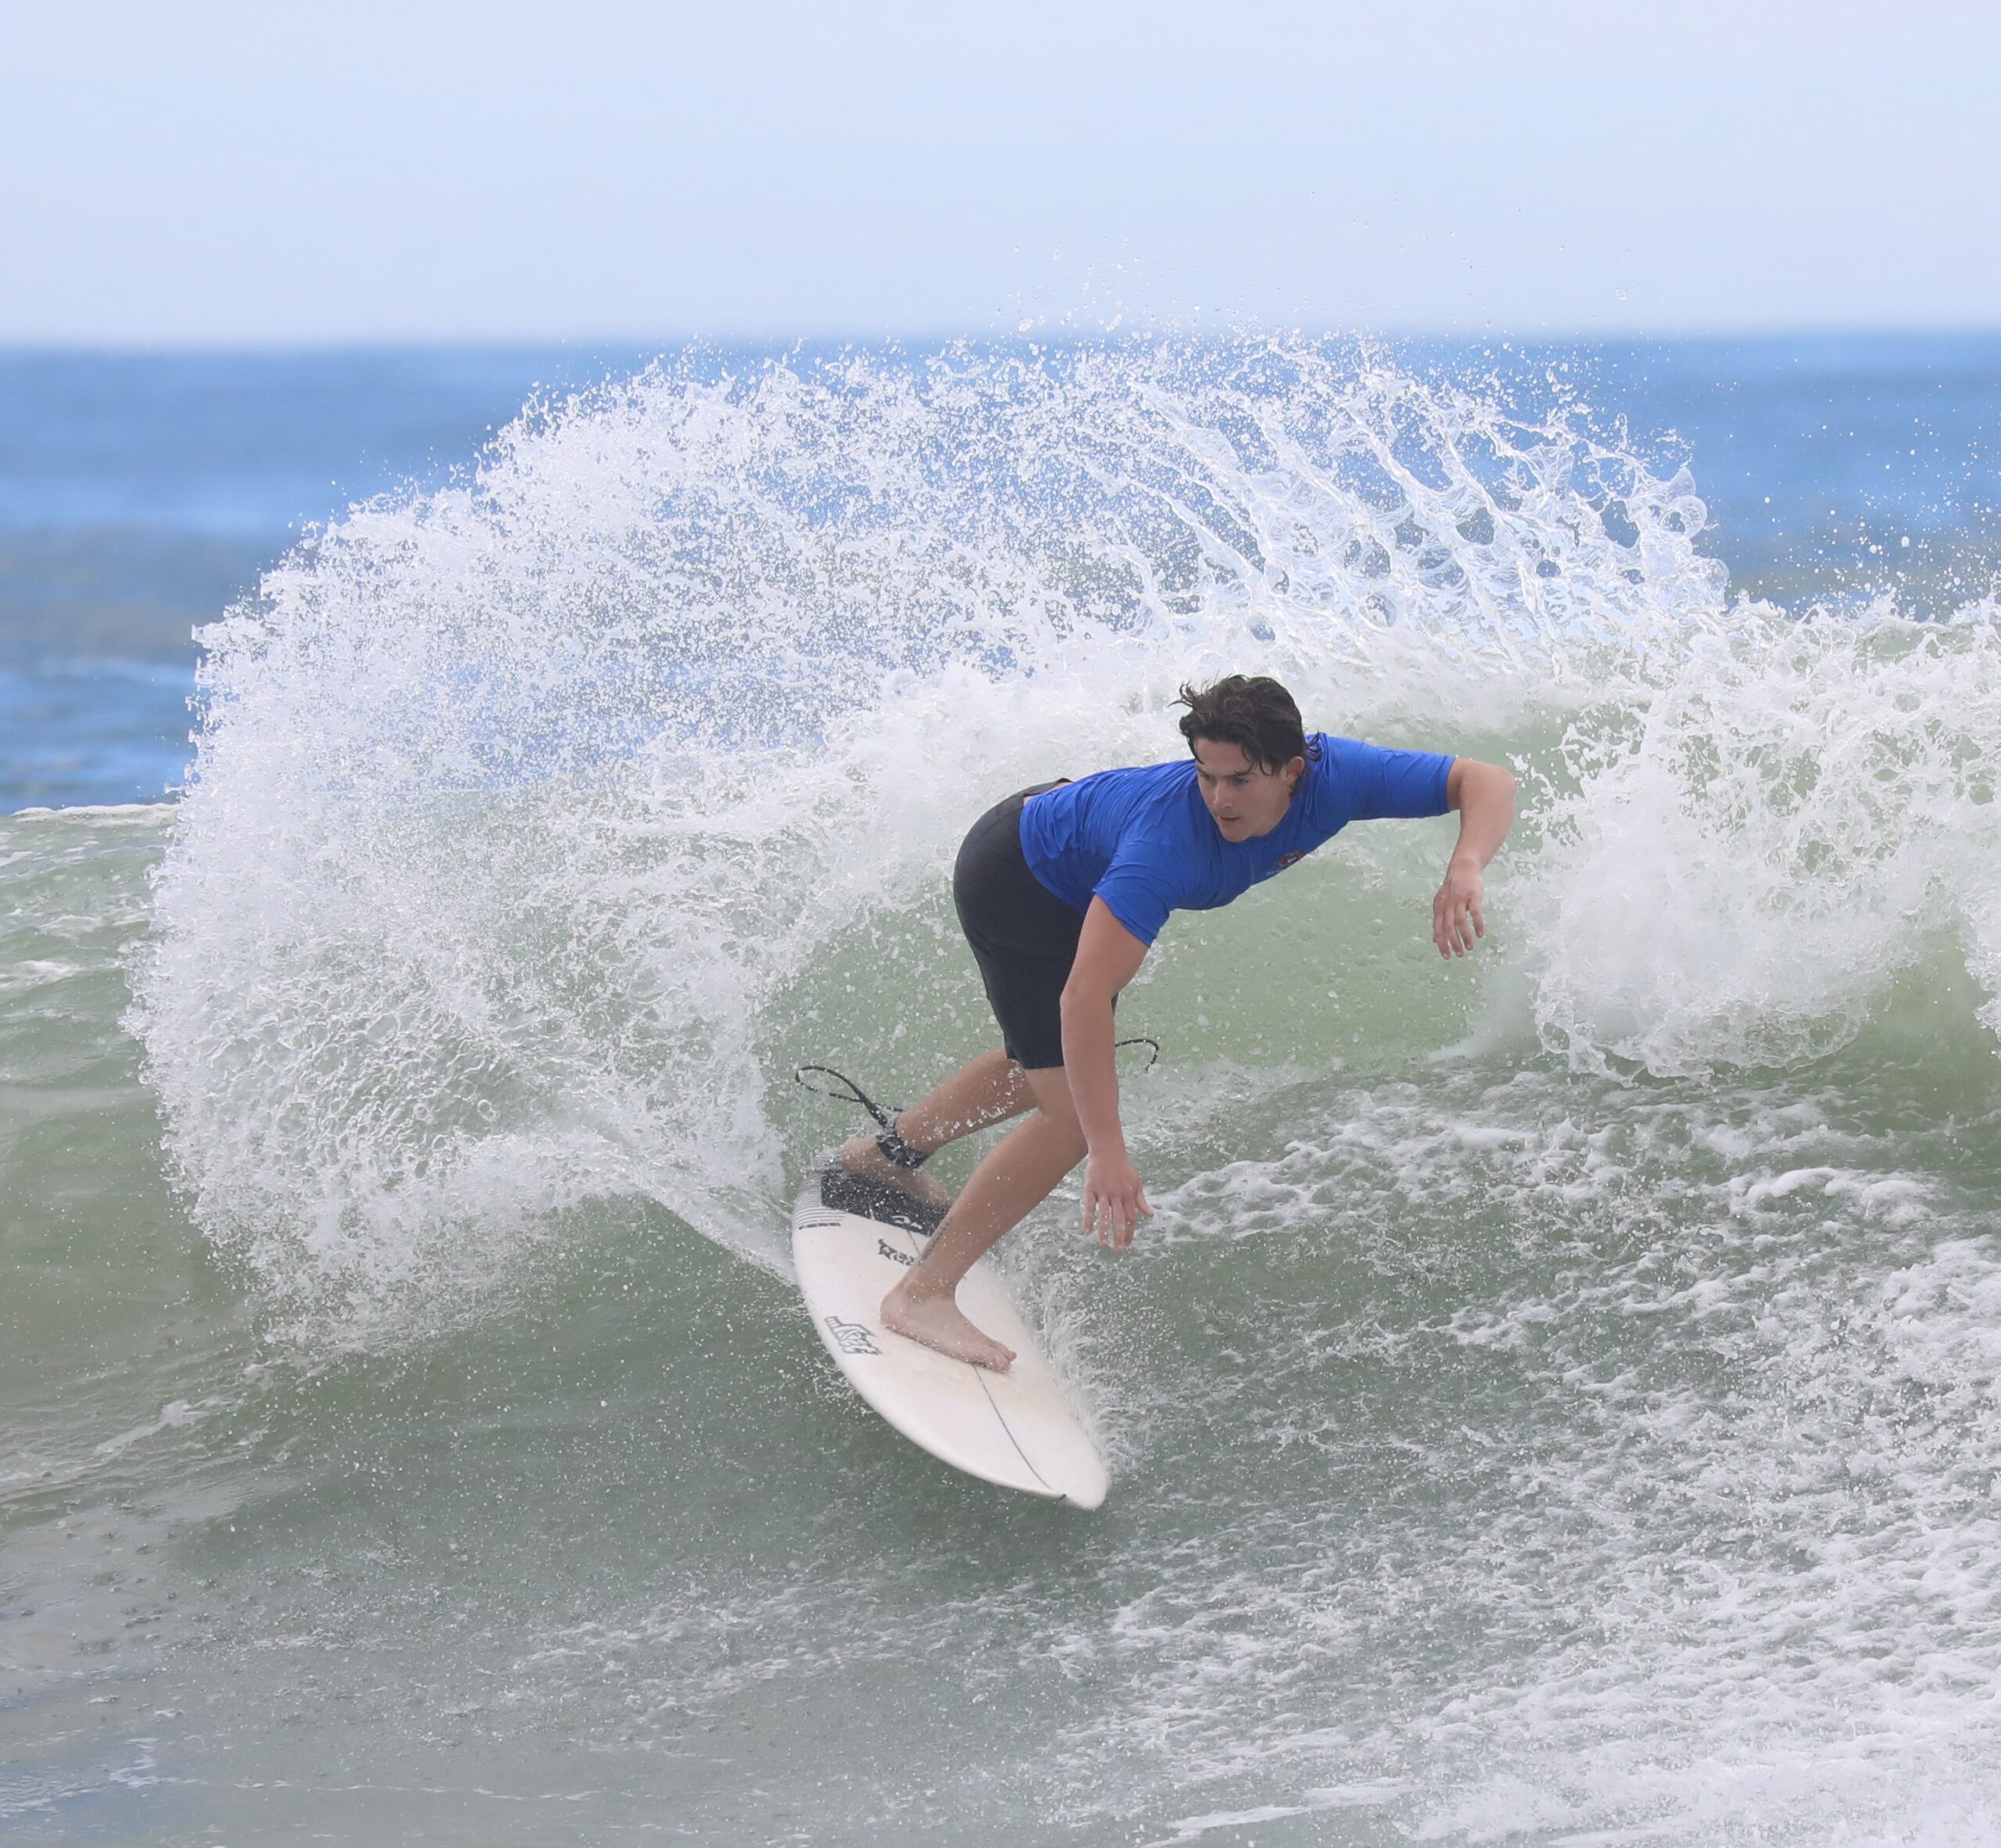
[4,322,2001,360]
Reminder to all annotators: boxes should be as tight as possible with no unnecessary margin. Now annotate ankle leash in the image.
[793,1064,933,1168]
[794,1040,1162,1170]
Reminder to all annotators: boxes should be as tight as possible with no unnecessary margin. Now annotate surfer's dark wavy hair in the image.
[1174,675,1320,773]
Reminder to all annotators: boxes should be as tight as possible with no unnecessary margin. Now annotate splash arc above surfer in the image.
[827,675,1518,1372]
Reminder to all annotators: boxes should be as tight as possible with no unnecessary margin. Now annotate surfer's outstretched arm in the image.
[1061,900,1152,1249]
[1433,757,1517,958]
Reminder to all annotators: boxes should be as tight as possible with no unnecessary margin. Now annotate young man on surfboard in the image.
[830,675,1517,1372]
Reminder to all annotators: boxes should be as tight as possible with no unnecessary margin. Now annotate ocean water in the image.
[5,335,2001,1846]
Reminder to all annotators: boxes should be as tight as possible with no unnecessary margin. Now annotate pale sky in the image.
[3,0,1997,345]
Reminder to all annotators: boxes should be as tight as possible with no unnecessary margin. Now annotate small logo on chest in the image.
[1276,849,1309,870]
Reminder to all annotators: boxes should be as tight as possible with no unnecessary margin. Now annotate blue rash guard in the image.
[1016,734,1456,945]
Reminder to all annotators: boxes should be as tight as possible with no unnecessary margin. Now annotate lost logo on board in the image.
[824,1316,881,1356]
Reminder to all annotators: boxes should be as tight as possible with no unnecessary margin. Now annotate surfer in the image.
[832,674,1517,1371]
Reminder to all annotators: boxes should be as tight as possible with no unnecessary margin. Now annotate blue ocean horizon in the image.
[2,331,1997,810]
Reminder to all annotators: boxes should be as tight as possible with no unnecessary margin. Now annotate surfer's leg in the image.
[880,1065,1083,1371]
[835,1048,1034,1207]
[894,1047,1034,1147]
[850,779,1071,1248]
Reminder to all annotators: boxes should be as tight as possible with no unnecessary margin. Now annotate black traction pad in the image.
[818,1163,949,1239]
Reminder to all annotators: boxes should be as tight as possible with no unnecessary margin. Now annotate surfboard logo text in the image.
[876,1239,915,1267]
[824,1316,881,1356]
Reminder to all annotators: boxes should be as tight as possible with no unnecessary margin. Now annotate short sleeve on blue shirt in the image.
[1316,736,1454,821]
[1090,839,1179,944]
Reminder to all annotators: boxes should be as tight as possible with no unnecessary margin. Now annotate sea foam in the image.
[126,338,2001,1344]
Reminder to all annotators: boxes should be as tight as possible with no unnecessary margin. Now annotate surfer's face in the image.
[1191,737,1305,842]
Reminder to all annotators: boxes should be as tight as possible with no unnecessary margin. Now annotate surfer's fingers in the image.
[1432,886,1456,957]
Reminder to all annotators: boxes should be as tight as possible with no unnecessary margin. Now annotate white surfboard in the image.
[792,1175,1108,1510]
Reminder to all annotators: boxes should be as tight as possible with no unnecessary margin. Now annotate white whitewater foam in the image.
[124,338,2001,1346]
[1527,602,2001,1076]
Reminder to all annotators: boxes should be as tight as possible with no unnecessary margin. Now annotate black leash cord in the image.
[1115,1034,1162,1071]
[793,1064,897,1130]
[793,1039,1162,1126]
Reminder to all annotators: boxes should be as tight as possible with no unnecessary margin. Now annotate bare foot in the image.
[882,1281,1015,1371]
[838,1134,954,1213]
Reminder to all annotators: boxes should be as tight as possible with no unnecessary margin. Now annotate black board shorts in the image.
[953,782,1085,1072]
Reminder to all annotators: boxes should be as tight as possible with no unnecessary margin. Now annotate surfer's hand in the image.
[1082,1149,1152,1250]
[1432,858,1487,958]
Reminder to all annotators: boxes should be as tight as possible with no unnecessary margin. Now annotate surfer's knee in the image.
[1034,1109,1087,1167]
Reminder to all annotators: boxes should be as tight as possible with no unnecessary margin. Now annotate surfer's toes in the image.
[882,1288,1015,1372]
